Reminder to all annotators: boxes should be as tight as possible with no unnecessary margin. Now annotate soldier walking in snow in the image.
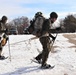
[28,12,60,69]
[34,12,60,69]
[0,16,8,60]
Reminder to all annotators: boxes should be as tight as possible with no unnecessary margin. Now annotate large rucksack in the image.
[28,12,45,35]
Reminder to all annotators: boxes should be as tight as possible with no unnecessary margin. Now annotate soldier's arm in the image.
[0,23,2,32]
[41,19,50,35]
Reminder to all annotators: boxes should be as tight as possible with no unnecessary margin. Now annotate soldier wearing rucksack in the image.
[34,12,60,69]
[0,16,8,60]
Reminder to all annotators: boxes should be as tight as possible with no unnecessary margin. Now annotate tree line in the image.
[60,14,76,33]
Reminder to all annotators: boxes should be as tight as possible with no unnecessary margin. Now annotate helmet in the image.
[50,12,58,18]
[2,16,7,21]
[35,12,42,18]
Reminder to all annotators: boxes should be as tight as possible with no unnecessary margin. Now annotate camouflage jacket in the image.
[0,21,7,33]
[41,19,51,37]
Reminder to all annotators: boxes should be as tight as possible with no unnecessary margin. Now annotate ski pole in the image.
[8,36,11,62]
[50,33,58,50]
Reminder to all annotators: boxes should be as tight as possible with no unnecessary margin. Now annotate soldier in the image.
[0,16,8,60]
[34,12,59,69]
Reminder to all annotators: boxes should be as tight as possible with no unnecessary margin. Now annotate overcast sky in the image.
[0,0,76,21]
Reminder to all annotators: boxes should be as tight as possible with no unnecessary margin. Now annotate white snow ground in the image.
[0,33,76,75]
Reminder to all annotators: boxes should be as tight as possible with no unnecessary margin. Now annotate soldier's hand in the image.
[56,27,61,31]
[52,36,56,41]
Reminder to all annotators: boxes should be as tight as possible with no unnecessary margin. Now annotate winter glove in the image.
[6,37,9,41]
[49,34,56,41]
[1,29,8,34]
[56,27,61,31]
[52,36,56,41]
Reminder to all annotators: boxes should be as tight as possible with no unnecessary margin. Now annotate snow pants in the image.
[0,33,8,56]
[36,36,52,66]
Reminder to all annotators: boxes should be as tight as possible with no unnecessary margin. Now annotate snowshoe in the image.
[0,56,8,60]
[41,64,55,69]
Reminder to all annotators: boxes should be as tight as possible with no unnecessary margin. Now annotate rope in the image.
[5,36,38,46]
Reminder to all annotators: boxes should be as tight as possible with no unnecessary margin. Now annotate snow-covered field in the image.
[0,33,76,75]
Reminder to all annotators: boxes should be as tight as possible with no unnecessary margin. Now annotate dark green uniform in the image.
[35,12,58,68]
[35,19,52,66]
[0,20,8,58]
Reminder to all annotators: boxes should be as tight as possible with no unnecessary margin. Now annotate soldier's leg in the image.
[0,35,3,57]
[0,47,2,57]
[34,53,42,63]
[35,53,42,60]
[35,38,43,60]
[0,47,5,59]
[0,42,5,59]
[34,38,43,63]
[40,36,51,66]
